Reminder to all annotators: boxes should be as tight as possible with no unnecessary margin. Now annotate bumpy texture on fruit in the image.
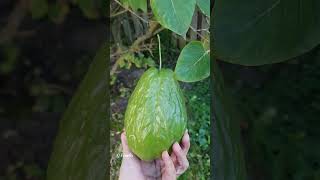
[124,67,187,161]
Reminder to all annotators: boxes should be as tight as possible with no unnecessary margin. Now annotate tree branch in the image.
[110,22,164,76]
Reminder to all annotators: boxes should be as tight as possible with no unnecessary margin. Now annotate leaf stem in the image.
[157,34,162,70]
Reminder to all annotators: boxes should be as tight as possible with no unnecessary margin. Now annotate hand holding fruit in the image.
[119,130,190,180]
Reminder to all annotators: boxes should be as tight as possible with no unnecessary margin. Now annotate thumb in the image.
[121,132,131,155]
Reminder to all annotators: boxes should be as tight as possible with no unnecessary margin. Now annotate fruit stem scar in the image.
[157,34,162,70]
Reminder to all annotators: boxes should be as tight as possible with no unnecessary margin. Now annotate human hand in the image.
[119,130,190,180]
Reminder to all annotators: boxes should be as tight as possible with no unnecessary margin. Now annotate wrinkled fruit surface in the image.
[124,67,187,161]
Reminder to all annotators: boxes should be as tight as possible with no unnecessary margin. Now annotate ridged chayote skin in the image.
[124,67,187,161]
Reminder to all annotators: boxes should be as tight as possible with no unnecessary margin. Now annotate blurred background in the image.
[220,45,320,180]
[0,0,106,179]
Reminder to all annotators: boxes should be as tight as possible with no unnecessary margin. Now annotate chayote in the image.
[124,67,187,161]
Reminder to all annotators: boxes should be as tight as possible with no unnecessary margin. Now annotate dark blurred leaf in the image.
[213,0,320,65]
[0,45,19,74]
[48,2,69,24]
[98,0,108,17]
[212,60,247,180]
[75,0,99,19]
[30,0,48,19]
[47,44,108,180]
[51,95,66,113]
[23,164,44,178]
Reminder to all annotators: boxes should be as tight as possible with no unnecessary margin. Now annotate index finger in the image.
[181,130,190,154]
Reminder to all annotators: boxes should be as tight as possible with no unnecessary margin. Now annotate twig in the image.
[113,0,149,24]
[111,44,155,58]
[189,26,209,42]
[191,27,210,33]
[157,34,162,70]
[153,27,165,36]
[131,22,160,49]
[110,22,164,75]
[110,9,128,18]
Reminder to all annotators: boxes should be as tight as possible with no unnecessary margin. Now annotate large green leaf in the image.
[213,0,320,65]
[120,0,147,11]
[120,0,129,7]
[151,0,196,36]
[130,0,147,12]
[47,44,108,180]
[197,0,210,17]
[174,41,210,82]
[212,60,247,179]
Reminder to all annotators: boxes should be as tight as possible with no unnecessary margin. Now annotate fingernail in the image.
[162,151,169,159]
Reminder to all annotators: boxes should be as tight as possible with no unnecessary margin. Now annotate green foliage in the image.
[119,1,210,83]
[47,44,108,180]
[118,53,156,69]
[30,0,49,19]
[212,61,247,180]
[196,0,210,17]
[151,0,196,36]
[213,0,320,65]
[175,41,210,82]
[121,0,147,12]
[179,79,210,179]
[110,53,156,85]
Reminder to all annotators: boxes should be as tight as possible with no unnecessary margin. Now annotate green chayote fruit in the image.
[124,67,187,161]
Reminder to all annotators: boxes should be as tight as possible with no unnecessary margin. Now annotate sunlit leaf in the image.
[127,0,147,12]
[175,41,210,82]
[151,0,196,36]
[197,0,210,17]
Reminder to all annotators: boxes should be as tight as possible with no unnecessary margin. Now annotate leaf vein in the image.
[243,0,281,30]
[193,50,210,66]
